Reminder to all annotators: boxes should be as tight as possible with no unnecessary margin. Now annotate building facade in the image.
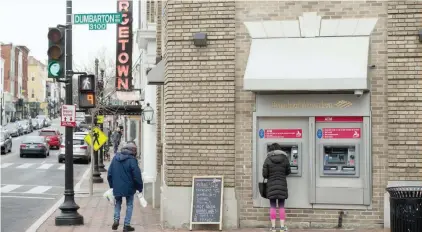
[140,0,422,230]
[28,56,46,103]
[0,56,4,125]
[28,56,46,117]
[1,44,16,121]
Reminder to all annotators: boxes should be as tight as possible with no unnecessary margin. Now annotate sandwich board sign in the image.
[61,105,76,127]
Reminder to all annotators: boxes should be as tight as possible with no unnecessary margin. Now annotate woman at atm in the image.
[262,143,292,232]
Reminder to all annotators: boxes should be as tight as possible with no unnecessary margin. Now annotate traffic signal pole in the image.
[55,0,84,226]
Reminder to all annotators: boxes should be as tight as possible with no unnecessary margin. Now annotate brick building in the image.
[144,1,422,229]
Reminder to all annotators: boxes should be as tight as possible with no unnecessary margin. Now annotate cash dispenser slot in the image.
[322,145,357,176]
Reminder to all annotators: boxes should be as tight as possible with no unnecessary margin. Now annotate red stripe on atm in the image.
[315,116,363,122]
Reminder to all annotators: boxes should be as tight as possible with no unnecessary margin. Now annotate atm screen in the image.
[324,146,347,165]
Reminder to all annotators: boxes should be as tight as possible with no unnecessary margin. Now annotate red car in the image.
[39,129,62,149]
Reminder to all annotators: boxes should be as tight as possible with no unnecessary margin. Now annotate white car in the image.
[74,131,89,137]
[58,136,91,164]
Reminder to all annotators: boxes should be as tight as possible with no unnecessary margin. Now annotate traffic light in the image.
[78,74,96,108]
[47,27,65,79]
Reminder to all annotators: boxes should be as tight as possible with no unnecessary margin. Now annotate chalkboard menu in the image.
[189,176,224,231]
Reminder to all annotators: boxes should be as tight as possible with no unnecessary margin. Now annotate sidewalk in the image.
[35,152,388,232]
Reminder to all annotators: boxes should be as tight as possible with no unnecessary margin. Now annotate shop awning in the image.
[243,36,371,91]
[147,61,164,85]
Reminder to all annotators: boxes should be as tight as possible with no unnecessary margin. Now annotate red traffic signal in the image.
[47,28,63,43]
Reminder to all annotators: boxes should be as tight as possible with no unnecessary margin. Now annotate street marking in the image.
[25,165,92,232]
[58,165,65,170]
[17,163,34,169]
[25,186,53,194]
[0,185,22,193]
[0,163,13,168]
[37,164,54,169]
[0,195,55,200]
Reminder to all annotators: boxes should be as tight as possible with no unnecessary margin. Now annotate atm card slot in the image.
[342,167,355,171]
[324,166,338,171]
[291,166,298,171]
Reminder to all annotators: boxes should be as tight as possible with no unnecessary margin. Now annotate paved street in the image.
[0,118,90,232]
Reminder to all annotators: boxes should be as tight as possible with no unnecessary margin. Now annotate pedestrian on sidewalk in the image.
[107,143,144,232]
[262,143,291,232]
[111,127,122,153]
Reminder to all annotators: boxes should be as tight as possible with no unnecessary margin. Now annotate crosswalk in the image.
[0,162,66,170]
[0,184,63,195]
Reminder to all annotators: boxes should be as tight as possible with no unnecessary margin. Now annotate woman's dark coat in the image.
[262,150,291,200]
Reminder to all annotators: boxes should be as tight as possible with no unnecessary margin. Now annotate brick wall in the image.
[235,1,388,227]
[163,0,236,187]
[1,45,11,93]
[387,1,422,180]
[14,48,19,99]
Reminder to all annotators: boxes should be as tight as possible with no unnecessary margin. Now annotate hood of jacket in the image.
[115,152,135,162]
[267,150,288,164]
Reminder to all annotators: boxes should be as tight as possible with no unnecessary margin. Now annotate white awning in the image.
[147,61,164,85]
[243,36,370,91]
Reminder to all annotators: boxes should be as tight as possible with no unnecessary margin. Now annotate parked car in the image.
[20,136,50,158]
[58,137,91,164]
[15,122,24,136]
[39,129,62,149]
[37,118,46,128]
[4,123,20,137]
[20,120,31,134]
[31,118,40,130]
[0,131,12,154]
[45,118,52,126]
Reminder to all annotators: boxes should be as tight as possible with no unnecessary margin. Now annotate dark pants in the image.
[114,143,119,153]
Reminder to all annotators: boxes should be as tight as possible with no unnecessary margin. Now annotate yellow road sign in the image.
[84,127,108,151]
[97,115,104,124]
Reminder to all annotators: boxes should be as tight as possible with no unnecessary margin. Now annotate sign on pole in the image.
[61,105,76,127]
[73,13,122,31]
[84,127,108,151]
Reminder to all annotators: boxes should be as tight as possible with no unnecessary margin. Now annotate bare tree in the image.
[72,47,116,108]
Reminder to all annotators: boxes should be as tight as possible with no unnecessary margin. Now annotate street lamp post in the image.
[98,69,106,172]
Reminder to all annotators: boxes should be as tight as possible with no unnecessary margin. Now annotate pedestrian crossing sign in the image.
[84,127,108,151]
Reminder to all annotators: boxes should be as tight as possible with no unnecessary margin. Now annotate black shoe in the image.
[112,220,119,230]
[123,225,135,231]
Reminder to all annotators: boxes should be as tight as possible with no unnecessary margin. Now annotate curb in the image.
[24,166,91,232]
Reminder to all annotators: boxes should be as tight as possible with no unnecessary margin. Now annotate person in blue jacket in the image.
[107,142,143,232]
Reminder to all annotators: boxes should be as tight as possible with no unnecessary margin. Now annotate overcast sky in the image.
[0,0,139,70]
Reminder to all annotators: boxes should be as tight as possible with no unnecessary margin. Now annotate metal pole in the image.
[89,111,95,196]
[92,59,103,183]
[98,69,106,172]
[55,0,84,226]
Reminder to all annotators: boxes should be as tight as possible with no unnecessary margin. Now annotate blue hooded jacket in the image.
[107,148,143,197]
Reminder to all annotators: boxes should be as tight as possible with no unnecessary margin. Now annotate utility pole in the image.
[92,58,103,183]
[98,68,106,172]
[55,0,84,226]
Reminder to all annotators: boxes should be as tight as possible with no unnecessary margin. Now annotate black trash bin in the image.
[386,186,422,232]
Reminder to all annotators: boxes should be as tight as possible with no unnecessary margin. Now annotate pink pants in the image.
[269,199,285,220]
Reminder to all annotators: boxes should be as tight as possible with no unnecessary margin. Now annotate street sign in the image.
[73,13,123,25]
[84,127,108,151]
[96,115,104,124]
[61,105,76,127]
[89,24,107,30]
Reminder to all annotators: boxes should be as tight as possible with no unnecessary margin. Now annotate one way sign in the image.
[61,105,76,127]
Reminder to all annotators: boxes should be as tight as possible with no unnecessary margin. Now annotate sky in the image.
[0,0,139,70]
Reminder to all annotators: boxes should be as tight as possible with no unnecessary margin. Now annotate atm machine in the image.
[256,117,311,208]
[313,116,370,206]
[266,143,301,176]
